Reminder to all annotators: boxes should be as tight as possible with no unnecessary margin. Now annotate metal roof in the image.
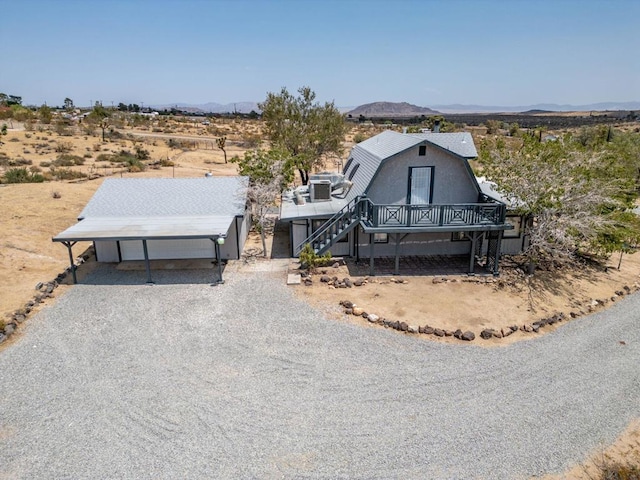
[54,177,248,243]
[78,177,249,220]
[53,215,235,242]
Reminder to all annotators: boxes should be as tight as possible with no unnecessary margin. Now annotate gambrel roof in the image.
[343,130,477,202]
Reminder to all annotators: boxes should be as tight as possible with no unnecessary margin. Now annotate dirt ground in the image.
[1,118,639,476]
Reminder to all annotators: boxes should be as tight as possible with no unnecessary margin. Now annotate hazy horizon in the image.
[1,0,638,108]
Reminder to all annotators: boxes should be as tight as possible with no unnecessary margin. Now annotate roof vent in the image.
[309,180,332,202]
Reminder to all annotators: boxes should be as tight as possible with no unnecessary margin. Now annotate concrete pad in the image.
[287,273,301,285]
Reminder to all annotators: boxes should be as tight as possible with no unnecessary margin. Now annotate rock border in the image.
[305,274,640,343]
[0,247,94,346]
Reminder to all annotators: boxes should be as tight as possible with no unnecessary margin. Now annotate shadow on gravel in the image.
[78,262,224,286]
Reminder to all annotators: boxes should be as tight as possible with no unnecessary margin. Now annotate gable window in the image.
[418,145,426,156]
[348,163,360,180]
[343,157,353,174]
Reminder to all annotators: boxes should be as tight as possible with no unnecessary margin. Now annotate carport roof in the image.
[53,176,248,243]
[53,215,235,242]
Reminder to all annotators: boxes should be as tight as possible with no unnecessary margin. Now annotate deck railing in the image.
[363,202,506,228]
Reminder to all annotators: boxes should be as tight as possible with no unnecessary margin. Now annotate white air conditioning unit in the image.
[309,180,332,202]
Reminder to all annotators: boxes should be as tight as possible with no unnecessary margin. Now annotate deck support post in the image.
[63,241,78,284]
[369,234,375,276]
[394,234,401,275]
[469,232,477,275]
[142,239,153,284]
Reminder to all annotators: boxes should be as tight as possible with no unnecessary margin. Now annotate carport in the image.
[52,177,250,285]
[53,215,231,285]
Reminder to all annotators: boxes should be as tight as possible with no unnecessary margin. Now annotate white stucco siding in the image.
[366,144,478,205]
[120,239,217,261]
[95,241,119,262]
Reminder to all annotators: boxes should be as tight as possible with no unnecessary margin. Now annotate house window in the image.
[348,163,360,180]
[312,219,348,243]
[504,215,523,238]
[418,145,426,156]
[451,232,470,242]
[373,233,388,243]
[408,166,433,204]
[343,158,353,174]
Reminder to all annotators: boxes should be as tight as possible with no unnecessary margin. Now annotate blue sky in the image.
[1,0,638,108]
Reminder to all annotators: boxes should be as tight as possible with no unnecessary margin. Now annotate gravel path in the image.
[1,265,639,479]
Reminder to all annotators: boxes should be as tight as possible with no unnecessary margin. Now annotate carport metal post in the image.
[142,239,153,284]
[62,241,78,284]
[211,236,225,285]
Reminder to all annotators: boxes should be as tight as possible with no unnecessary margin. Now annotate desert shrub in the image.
[53,154,85,166]
[92,143,102,152]
[8,158,32,166]
[49,167,87,180]
[159,158,174,167]
[83,152,92,158]
[9,137,19,142]
[241,133,262,149]
[134,145,150,160]
[298,243,332,270]
[55,141,73,153]
[593,458,640,479]
[40,161,51,168]
[353,132,367,143]
[52,191,61,199]
[3,167,45,183]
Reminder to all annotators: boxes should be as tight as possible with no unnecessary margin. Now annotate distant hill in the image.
[347,102,439,118]
[151,101,260,114]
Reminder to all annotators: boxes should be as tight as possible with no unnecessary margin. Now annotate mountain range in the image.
[150,100,640,115]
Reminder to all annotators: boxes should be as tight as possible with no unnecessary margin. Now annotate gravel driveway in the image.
[1,265,639,479]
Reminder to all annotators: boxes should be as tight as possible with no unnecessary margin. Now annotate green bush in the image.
[299,243,332,270]
[3,167,45,183]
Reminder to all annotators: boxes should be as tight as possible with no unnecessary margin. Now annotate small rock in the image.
[423,326,435,335]
[320,275,331,283]
[433,328,445,337]
[492,330,503,338]
[0,333,5,344]
[361,312,369,318]
[343,278,353,288]
[391,321,400,330]
[353,279,364,287]
[399,322,409,332]
[3,323,15,336]
[332,262,340,268]
[418,326,425,334]
[13,314,26,323]
[352,307,364,316]
[407,325,419,333]
[453,329,463,339]
[501,328,513,337]
[340,300,354,309]
[461,331,475,341]
[444,330,453,337]
[35,282,43,291]
[344,308,353,315]
[570,311,579,318]
[624,285,631,292]
[367,314,380,323]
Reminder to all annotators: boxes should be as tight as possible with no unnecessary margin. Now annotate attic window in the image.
[343,158,353,174]
[418,145,426,156]
[348,163,360,180]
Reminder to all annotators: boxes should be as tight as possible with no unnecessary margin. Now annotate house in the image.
[280,130,513,275]
[476,177,532,255]
[53,176,250,284]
